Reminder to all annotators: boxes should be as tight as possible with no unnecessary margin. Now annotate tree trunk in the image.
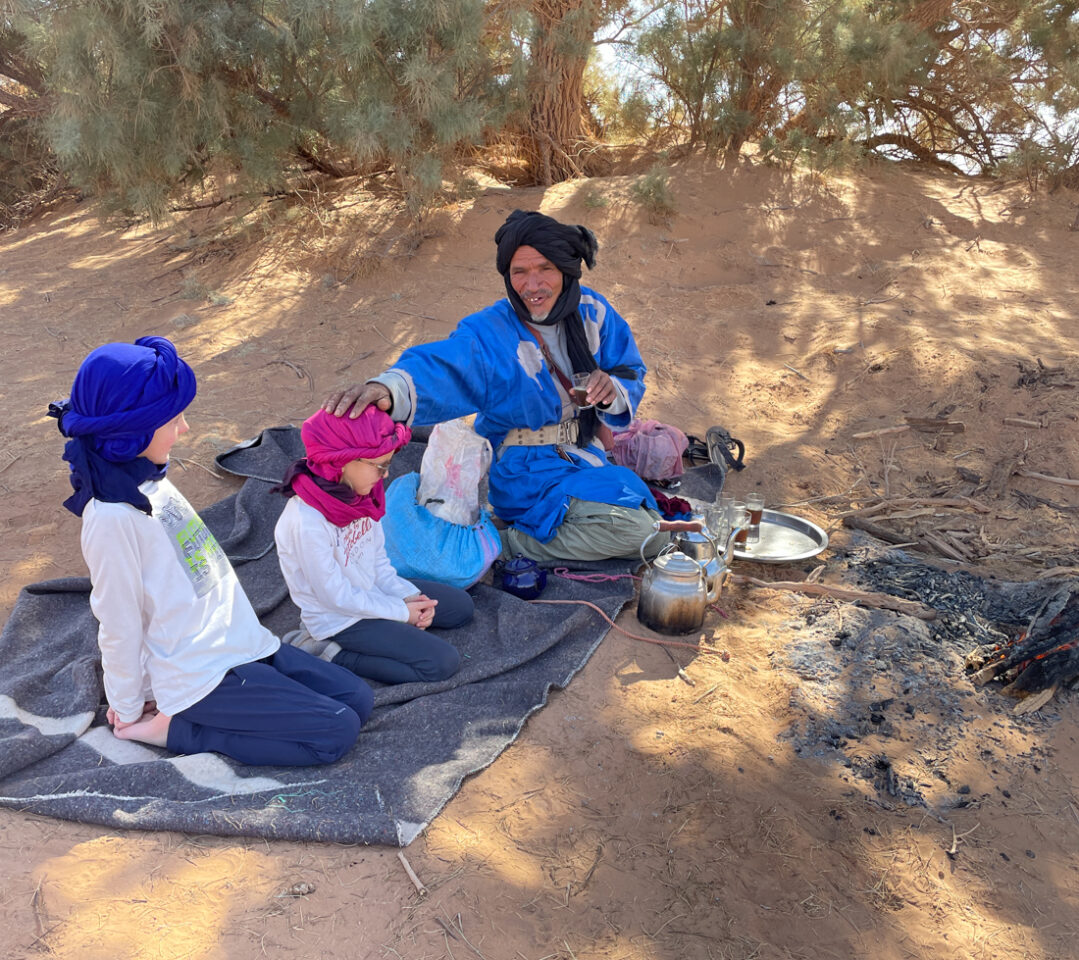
[523,0,601,184]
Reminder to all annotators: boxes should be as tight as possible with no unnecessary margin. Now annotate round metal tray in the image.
[731,509,828,564]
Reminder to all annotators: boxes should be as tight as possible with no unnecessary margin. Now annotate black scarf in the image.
[272,459,355,503]
[495,210,634,446]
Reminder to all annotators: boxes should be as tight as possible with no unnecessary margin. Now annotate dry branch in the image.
[1011,684,1058,715]
[840,497,990,517]
[733,575,936,620]
[904,418,965,434]
[1017,470,1079,488]
[843,516,917,545]
[851,425,910,440]
[921,531,970,562]
[397,852,427,898]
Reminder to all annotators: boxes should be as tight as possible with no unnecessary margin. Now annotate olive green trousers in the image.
[499,498,670,563]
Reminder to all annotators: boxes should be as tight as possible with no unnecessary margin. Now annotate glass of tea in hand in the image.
[571,372,593,409]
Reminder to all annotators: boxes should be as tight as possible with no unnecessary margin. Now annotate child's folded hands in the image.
[404,594,438,630]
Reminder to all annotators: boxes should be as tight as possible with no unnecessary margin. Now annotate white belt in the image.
[500,420,579,447]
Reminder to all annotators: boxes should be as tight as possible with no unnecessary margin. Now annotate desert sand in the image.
[2,155,1078,960]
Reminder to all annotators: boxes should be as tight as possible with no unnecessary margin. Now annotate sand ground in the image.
[2,155,1079,960]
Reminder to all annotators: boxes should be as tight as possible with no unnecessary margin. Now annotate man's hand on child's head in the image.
[323,381,392,418]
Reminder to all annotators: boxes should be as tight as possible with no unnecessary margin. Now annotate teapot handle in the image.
[640,518,720,571]
[654,519,703,533]
[639,518,681,565]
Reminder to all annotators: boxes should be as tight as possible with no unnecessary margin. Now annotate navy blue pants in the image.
[330,578,473,684]
[166,643,374,766]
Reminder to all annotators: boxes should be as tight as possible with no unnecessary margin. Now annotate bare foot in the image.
[113,710,171,747]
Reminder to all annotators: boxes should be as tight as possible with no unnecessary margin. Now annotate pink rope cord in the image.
[528,598,728,656]
[551,567,640,583]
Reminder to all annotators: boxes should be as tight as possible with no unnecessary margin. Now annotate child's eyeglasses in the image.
[359,458,392,476]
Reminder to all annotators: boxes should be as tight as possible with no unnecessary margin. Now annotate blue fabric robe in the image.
[389,287,656,543]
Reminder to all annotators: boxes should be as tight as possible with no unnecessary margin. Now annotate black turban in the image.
[495,209,630,448]
[495,210,598,280]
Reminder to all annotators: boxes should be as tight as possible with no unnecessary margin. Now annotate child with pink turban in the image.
[274,407,472,684]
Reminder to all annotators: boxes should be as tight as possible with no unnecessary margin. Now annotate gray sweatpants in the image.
[499,497,670,563]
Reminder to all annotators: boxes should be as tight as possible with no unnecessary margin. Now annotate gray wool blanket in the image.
[0,427,723,844]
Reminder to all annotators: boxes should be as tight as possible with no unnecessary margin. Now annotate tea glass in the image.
[705,504,730,544]
[571,372,593,409]
[745,492,765,544]
[730,501,750,546]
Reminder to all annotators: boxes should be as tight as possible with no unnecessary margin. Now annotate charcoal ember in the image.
[971,586,1079,695]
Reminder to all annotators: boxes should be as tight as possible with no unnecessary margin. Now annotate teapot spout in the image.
[723,526,745,564]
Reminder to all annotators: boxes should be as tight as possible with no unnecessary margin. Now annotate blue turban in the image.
[49,336,197,516]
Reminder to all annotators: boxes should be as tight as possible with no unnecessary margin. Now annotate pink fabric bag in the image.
[611,419,689,482]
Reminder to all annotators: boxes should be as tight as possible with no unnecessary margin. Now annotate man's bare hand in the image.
[584,370,616,408]
[323,381,392,419]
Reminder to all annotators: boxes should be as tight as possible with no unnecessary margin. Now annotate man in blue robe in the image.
[325,209,667,562]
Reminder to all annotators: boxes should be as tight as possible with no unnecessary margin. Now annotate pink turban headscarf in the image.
[286,407,411,526]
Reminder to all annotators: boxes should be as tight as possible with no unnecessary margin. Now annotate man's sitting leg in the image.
[500,497,669,563]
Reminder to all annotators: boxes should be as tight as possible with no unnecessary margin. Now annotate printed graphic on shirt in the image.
[157,492,231,598]
[342,516,374,566]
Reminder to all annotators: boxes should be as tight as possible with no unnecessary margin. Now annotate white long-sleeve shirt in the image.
[81,478,280,723]
[274,496,418,640]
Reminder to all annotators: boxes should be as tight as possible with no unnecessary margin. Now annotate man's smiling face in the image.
[509,245,562,321]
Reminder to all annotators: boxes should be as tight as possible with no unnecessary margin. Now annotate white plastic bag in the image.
[417,418,493,526]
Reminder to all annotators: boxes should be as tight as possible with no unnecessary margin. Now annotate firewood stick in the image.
[921,531,971,562]
[873,508,936,521]
[1017,469,1079,487]
[904,417,965,434]
[970,661,1006,686]
[839,497,990,517]
[1012,685,1058,715]
[732,575,936,620]
[1036,566,1079,580]
[397,851,428,898]
[1003,417,1043,428]
[842,516,913,544]
[851,425,910,440]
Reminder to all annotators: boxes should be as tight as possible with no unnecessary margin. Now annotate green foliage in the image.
[29,0,493,220]
[630,164,675,222]
[998,134,1079,190]
[624,1,1079,176]
[583,61,654,142]
[760,129,865,174]
[0,4,61,222]
[632,0,808,153]
[5,0,1079,220]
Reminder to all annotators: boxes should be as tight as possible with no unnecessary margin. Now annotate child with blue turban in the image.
[50,336,373,766]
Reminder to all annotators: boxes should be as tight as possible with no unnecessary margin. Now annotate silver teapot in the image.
[637,519,741,635]
[670,523,727,603]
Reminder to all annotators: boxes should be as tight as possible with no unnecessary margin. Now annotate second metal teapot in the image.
[636,519,740,635]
